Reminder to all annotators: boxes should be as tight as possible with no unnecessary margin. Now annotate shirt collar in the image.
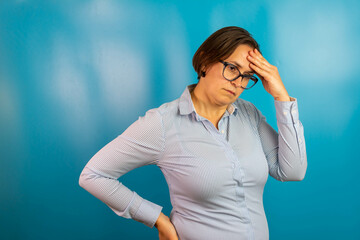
[178,84,238,116]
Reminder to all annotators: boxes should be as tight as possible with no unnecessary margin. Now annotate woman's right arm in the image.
[79,109,166,228]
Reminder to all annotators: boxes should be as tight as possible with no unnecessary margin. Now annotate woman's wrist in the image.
[274,95,291,102]
[155,212,167,229]
[155,212,178,240]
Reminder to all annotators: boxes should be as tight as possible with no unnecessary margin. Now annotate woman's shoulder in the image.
[233,98,264,128]
[142,98,180,120]
[134,98,180,133]
[233,98,260,114]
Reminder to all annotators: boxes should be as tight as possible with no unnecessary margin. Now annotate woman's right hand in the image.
[155,212,179,240]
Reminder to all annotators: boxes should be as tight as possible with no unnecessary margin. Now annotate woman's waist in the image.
[170,205,253,226]
[171,210,253,240]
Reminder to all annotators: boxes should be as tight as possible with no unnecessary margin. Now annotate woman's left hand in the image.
[247,48,290,101]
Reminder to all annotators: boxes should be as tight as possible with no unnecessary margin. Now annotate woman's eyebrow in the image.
[229,61,255,74]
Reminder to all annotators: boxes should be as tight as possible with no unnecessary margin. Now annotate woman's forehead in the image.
[228,44,254,59]
[226,45,254,70]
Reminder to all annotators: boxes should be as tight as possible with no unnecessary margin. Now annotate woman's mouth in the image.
[225,89,236,96]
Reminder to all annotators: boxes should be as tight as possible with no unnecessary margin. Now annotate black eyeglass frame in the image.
[219,60,258,89]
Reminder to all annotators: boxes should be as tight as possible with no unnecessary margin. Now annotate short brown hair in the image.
[192,26,261,80]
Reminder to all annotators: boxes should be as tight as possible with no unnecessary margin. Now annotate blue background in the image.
[1,0,359,239]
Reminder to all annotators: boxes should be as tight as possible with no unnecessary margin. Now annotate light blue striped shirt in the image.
[79,84,307,240]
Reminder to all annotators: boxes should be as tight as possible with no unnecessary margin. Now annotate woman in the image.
[79,26,307,240]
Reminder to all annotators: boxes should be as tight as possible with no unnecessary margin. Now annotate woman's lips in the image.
[225,89,236,96]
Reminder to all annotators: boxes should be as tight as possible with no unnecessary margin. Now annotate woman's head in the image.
[192,26,260,80]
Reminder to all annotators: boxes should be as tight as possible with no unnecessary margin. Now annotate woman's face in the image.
[200,44,255,107]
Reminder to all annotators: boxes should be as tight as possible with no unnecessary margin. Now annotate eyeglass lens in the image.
[223,64,256,89]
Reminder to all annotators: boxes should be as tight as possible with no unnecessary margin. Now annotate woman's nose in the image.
[231,77,243,88]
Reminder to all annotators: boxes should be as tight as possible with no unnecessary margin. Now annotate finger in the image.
[249,50,271,67]
[249,62,271,81]
[254,48,265,60]
[247,54,271,73]
[251,49,272,68]
[248,56,270,72]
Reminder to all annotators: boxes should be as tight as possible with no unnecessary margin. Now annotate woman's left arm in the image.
[255,99,308,181]
[247,48,307,181]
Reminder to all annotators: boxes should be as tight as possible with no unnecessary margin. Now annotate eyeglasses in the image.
[219,60,258,89]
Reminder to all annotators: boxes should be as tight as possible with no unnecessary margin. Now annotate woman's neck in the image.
[190,86,228,129]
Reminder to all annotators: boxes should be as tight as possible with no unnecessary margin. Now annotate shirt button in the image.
[283,111,287,115]
[291,110,296,114]
[299,138,302,143]
[221,130,225,134]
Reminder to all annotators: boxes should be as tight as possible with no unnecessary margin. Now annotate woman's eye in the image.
[228,65,237,72]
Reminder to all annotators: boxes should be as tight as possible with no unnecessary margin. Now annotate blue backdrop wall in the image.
[1,0,359,239]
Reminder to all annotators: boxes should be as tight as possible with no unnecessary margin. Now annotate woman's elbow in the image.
[283,165,307,182]
[78,170,87,189]
[289,171,306,181]
[78,166,95,189]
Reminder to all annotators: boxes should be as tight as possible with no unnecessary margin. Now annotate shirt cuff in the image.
[133,195,163,228]
[274,97,299,124]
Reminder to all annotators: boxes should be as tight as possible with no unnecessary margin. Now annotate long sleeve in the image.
[78,109,165,228]
[254,98,307,182]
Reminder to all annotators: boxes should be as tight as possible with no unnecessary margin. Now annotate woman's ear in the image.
[198,65,206,80]
[201,66,206,78]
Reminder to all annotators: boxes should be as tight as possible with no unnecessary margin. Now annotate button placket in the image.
[202,114,254,238]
